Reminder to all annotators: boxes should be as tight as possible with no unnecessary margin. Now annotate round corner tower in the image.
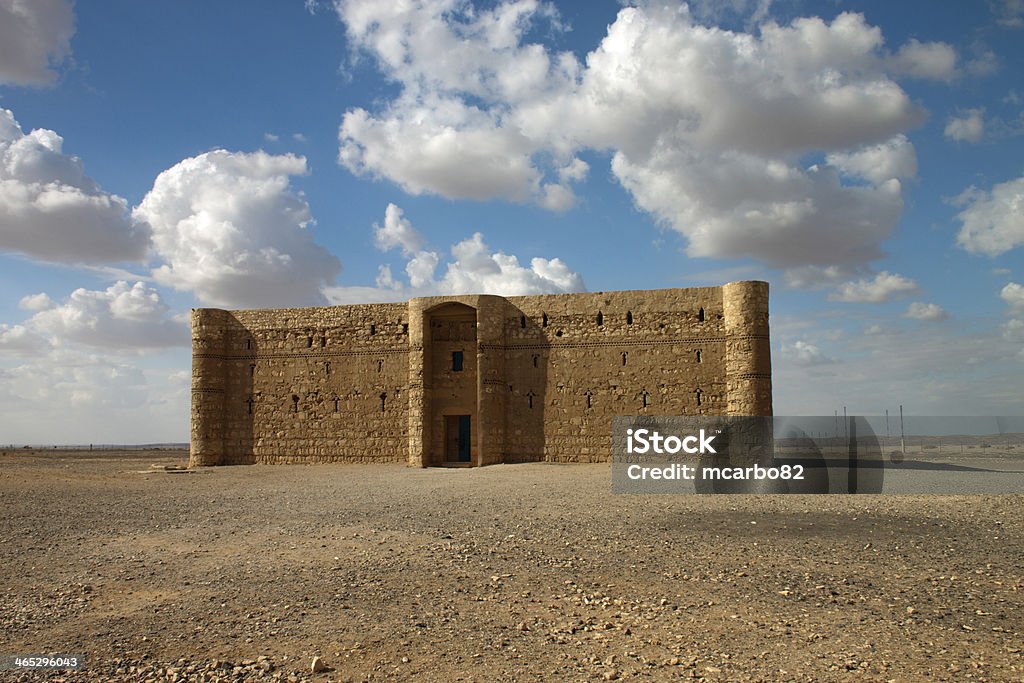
[722,281,772,416]
[189,308,229,467]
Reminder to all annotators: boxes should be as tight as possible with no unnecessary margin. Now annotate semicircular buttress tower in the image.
[190,308,228,467]
[723,281,772,416]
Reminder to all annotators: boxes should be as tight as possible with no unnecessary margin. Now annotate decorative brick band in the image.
[194,347,409,361]
[480,335,768,351]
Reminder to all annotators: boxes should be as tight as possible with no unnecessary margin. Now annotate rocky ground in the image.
[0,449,1021,682]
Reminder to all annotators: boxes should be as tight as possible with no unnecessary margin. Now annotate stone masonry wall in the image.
[190,282,771,466]
[499,286,734,463]
[191,303,410,465]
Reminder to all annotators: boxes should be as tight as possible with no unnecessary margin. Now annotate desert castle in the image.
[189,281,772,467]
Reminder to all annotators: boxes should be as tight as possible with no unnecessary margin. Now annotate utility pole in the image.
[848,415,858,494]
[899,404,906,456]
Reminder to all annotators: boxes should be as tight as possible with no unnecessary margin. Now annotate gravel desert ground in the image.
[1,449,1022,682]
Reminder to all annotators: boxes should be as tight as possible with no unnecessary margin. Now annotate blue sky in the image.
[0,0,1022,444]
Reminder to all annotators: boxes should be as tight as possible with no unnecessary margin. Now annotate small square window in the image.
[452,351,464,372]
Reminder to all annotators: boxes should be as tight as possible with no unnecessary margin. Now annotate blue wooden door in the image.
[457,415,471,462]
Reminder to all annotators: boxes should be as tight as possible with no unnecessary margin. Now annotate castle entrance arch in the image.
[424,302,478,465]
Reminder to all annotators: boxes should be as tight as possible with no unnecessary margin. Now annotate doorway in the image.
[445,415,472,463]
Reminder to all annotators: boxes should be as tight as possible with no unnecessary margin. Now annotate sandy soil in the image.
[0,449,1021,682]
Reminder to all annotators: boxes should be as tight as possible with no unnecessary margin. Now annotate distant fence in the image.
[775,434,1024,457]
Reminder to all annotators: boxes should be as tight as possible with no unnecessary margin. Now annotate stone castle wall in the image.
[190,281,771,466]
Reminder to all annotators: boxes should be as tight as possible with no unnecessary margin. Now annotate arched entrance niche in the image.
[424,302,478,465]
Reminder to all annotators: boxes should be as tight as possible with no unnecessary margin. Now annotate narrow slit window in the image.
[402,322,408,334]
[585,391,593,409]
[246,397,254,415]
[698,307,705,322]
[696,349,702,363]
[369,324,376,335]
[325,361,331,375]
[380,392,387,413]
[520,315,526,329]
[642,390,649,409]
[597,311,603,326]
[452,351,464,372]
[626,311,633,325]
[378,359,384,373]
[320,336,326,348]
[532,354,539,368]
[527,391,535,409]
[695,388,703,406]
[306,336,313,348]
[333,397,340,413]
[622,352,628,366]
[291,395,299,413]
[542,312,548,327]
[245,339,252,350]
[249,363,256,377]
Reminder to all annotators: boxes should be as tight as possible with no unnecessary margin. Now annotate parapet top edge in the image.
[191,281,769,316]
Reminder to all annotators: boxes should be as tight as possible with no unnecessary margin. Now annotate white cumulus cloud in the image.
[905,302,950,321]
[0,0,75,86]
[888,39,959,81]
[327,203,584,302]
[134,150,341,309]
[945,108,986,143]
[374,203,425,255]
[18,292,54,311]
[0,323,46,354]
[339,95,556,204]
[1002,282,1024,313]
[25,281,188,349]
[335,2,954,276]
[782,340,837,367]
[406,250,441,289]
[438,232,584,296]
[335,0,579,206]
[1004,318,1024,342]
[0,108,150,263]
[954,176,1024,256]
[827,135,917,183]
[828,271,919,303]
[783,265,855,289]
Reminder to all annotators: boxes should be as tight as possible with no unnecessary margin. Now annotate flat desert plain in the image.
[0,449,1021,682]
